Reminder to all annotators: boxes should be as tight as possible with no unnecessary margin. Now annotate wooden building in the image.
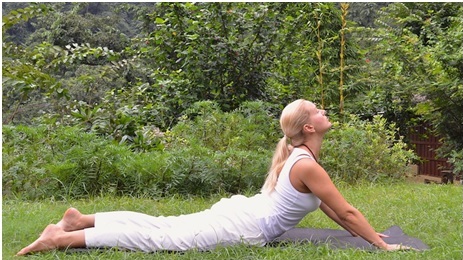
[409,124,454,183]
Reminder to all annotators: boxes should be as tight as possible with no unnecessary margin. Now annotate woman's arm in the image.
[292,159,393,250]
[319,202,358,236]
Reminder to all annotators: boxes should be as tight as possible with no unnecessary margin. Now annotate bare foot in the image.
[56,207,83,232]
[16,224,63,256]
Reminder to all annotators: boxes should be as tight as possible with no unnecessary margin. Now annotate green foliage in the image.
[162,100,281,195]
[48,10,130,52]
[159,145,269,196]
[2,3,128,125]
[169,100,280,152]
[415,6,463,152]
[2,125,148,199]
[447,150,463,176]
[2,111,275,199]
[321,115,418,183]
[141,3,282,111]
[2,125,168,199]
[3,2,363,130]
[2,3,53,34]
[347,3,389,27]
[68,100,165,152]
[3,106,420,200]
[348,7,423,134]
[135,69,197,130]
[352,2,463,154]
[268,3,353,108]
[3,33,120,126]
[4,2,462,200]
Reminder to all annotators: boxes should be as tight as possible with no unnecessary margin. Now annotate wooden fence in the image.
[409,124,452,177]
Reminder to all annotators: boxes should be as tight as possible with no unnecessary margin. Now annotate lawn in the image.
[3,182,462,259]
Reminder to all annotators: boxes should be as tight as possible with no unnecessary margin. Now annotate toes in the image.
[16,247,29,256]
[16,224,61,255]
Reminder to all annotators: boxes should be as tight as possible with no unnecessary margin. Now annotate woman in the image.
[17,99,406,256]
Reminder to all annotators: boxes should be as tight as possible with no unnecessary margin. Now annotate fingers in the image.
[377,232,389,238]
[399,245,419,251]
[386,244,418,251]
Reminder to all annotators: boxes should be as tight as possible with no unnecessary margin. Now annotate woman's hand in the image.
[350,232,387,238]
[385,244,416,251]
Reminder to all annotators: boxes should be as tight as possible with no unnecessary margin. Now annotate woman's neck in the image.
[299,138,323,160]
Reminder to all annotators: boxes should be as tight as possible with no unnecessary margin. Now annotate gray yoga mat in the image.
[66,225,428,254]
[271,225,429,251]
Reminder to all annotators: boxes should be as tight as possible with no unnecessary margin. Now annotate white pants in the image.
[84,198,266,252]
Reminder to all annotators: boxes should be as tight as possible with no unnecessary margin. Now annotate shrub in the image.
[321,115,418,183]
[447,149,463,176]
[69,101,165,153]
[2,125,56,199]
[161,145,270,196]
[2,125,148,199]
[3,109,417,200]
[2,120,273,200]
[163,100,279,195]
[169,100,281,151]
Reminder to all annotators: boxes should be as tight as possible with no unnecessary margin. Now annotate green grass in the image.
[3,182,462,259]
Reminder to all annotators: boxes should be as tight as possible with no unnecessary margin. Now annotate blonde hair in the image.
[261,99,312,194]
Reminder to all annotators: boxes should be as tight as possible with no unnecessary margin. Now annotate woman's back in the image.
[257,147,321,241]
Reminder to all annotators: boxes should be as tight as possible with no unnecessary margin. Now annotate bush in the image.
[2,125,148,199]
[2,112,274,199]
[169,100,281,151]
[162,100,279,195]
[447,149,463,176]
[3,109,417,200]
[160,144,270,196]
[321,115,418,183]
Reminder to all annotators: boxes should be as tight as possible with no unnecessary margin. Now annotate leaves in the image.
[3,2,462,191]
[2,3,53,33]
[322,114,418,183]
[363,3,463,152]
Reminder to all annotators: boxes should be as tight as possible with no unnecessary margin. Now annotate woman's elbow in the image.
[338,207,360,223]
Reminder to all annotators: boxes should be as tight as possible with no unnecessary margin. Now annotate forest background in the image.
[2,2,463,200]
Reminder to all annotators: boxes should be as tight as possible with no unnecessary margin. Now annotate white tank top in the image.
[256,147,321,241]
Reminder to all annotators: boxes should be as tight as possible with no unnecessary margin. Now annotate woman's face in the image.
[306,101,332,133]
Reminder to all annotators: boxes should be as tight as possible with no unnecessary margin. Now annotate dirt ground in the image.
[406,174,463,185]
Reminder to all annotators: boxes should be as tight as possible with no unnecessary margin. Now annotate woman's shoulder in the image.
[288,148,316,166]
[291,147,314,159]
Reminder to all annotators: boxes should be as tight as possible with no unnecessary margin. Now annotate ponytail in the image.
[261,136,293,194]
[260,99,312,194]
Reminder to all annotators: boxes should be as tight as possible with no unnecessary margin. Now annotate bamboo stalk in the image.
[339,3,349,115]
[315,11,324,109]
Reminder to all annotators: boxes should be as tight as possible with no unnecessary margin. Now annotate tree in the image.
[347,2,390,28]
[353,2,463,152]
[268,2,362,112]
[139,2,283,111]
[2,3,62,124]
[2,3,122,124]
[414,4,463,152]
